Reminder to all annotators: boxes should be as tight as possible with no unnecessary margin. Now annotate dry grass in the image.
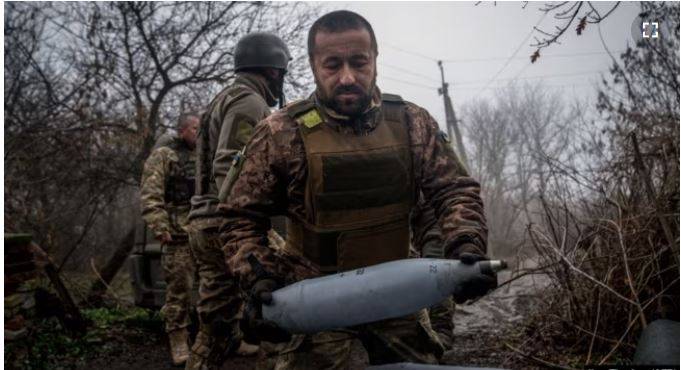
[509,188,679,367]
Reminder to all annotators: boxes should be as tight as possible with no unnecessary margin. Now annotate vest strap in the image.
[381,93,404,103]
[285,99,316,118]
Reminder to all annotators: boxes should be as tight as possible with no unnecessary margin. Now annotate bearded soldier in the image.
[185,33,291,370]
[140,112,200,366]
[219,10,496,369]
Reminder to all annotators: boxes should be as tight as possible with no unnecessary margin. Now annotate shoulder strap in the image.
[381,93,404,104]
[286,99,316,119]
[381,93,406,123]
[286,98,323,129]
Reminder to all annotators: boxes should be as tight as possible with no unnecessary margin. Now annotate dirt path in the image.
[441,267,551,369]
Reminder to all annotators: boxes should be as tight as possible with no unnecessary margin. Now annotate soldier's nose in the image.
[338,66,356,85]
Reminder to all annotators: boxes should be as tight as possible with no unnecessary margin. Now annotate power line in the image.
[455,69,606,86]
[473,11,548,98]
[379,66,604,91]
[440,50,626,64]
[382,42,438,62]
[379,62,440,83]
[504,61,533,86]
[449,82,598,92]
[380,75,438,91]
[382,43,623,66]
[379,69,604,93]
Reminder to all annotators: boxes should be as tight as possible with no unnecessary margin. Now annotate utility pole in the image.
[437,60,469,169]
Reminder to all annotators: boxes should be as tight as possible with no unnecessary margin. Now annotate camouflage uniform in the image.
[140,136,197,333]
[186,72,276,368]
[219,88,487,369]
[410,196,455,351]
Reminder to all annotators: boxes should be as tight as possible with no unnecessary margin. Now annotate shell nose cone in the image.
[491,260,507,271]
[480,260,507,274]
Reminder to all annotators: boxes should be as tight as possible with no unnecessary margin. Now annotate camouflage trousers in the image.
[419,240,455,351]
[271,309,444,370]
[186,221,244,369]
[428,297,455,350]
[161,240,197,333]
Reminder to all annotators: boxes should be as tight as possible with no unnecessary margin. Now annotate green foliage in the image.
[83,306,159,328]
[4,307,162,369]
[84,306,164,333]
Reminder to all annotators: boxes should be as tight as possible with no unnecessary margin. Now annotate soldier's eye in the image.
[351,60,368,69]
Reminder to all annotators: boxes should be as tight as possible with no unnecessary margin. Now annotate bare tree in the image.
[5,2,122,262]
[53,1,317,174]
[461,82,580,257]
[507,3,679,366]
[4,2,318,282]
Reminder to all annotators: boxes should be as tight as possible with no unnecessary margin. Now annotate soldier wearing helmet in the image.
[185,32,291,370]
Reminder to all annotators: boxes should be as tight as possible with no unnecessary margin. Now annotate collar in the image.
[235,72,277,107]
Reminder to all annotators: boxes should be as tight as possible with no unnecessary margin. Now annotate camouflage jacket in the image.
[219,89,488,289]
[140,136,195,237]
[188,72,275,228]
[410,193,444,258]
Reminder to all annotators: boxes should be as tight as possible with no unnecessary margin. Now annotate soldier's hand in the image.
[452,251,498,304]
[156,231,172,244]
[252,278,278,305]
[244,279,292,343]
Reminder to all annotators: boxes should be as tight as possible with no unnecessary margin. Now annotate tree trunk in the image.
[86,225,136,305]
[29,242,88,336]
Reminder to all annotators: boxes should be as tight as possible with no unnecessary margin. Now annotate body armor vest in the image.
[286,94,414,273]
[163,138,196,207]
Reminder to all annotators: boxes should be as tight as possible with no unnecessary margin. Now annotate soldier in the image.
[185,32,291,370]
[140,112,200,366]
[219,10,497,369]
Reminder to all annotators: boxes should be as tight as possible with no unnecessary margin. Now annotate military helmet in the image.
[234,32,291,72]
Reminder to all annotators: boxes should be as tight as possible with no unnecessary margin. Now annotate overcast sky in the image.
[313,1,642,128]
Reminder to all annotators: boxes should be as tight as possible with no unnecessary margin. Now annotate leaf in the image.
[576,16,587,36]
[530,49,540,63]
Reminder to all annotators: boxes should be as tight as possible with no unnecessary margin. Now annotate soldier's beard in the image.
[317,77,376,119]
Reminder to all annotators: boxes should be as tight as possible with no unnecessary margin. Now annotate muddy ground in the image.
[71,267,551,370]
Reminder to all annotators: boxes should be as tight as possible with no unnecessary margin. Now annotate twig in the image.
[586,289,601,363]
[90,258,123,308]
[598,276,680,364]
[630,132,678,264]
[504,342,578,370]
[554,317,636,349]
[605,218,648,327]
[497,263,556,289]
[529,225,639,306]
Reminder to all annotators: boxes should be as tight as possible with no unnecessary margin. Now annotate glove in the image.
[243,278,292,343]
[452,251,498,304]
